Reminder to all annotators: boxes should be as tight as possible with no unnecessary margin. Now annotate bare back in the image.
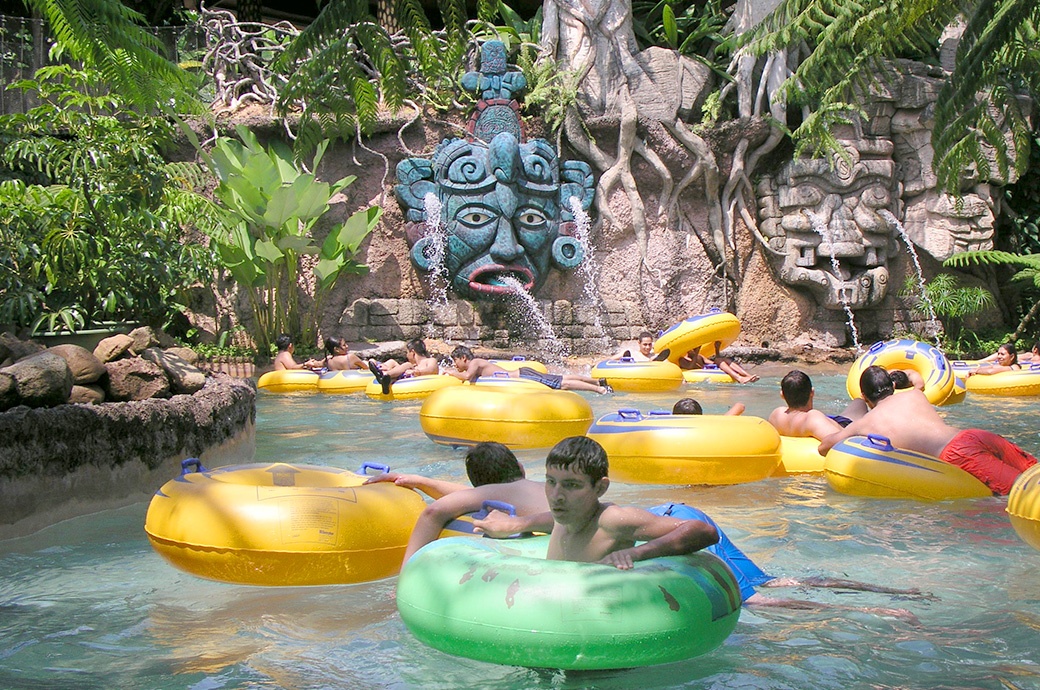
[827,390,959,457]
[412,355,440,376]
[768,406,843,441]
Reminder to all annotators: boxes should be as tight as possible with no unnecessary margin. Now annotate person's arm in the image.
[817,415,866,455]
[403,489,492,561]
[725,403,745,416]
[598,507,719,570]
[472,510,554,537]
[363,472,467,499]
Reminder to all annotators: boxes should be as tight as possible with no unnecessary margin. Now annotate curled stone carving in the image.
[393,41,595,300]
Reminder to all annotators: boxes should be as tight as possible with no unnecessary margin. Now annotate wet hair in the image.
[672,398,703,415]
[407,338,429,357]
[780,370,813,408]
[545,436,608,484]
[451,345,474,360]
[275,334,292,351]
[638,331,653,343]
[860,366,895,405]
[889,370,912,389]
[465,442,523,486]
[998,342,1018,365]
[1032,341,1039,354]
[324,336,345,356]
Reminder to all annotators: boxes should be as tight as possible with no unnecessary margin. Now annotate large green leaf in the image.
[339,206,383,252]
[254,238,284,264]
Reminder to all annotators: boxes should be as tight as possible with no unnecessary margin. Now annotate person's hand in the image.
[363,472,399,485]
[598,548,637,570]
[472,512,526,538]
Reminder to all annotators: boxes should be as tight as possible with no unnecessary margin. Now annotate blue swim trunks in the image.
[828,414,853,428]
[518,366,563,389]
[648,502,773,602]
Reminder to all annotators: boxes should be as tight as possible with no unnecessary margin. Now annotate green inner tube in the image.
[396,536,741,670]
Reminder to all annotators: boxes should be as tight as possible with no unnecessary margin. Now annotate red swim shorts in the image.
[940,429,1038,495]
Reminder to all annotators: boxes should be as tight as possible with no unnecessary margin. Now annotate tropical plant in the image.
[945,249,1040,343]
[0,65,213,335]
[632,0,734,77]
[202,126,381,353]
[738,0,1040,194]
[900,273,994,350]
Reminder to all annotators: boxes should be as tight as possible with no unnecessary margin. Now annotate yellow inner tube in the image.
[824,435,991,501]
[257,369,320,392]
[1007,464,1040,551]
[775,435,825,475]
[144,461,426,586]
[846,339,955,405]
[365,374,462,400]
[586,410,781,485]
[964,367,1040,396]
[420,385,593,449]
[654,311,741,362]
[590,359,684,392]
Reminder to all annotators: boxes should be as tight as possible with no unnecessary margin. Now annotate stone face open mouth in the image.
[467,265,535,294]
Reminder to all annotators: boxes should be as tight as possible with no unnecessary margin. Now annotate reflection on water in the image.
[2,375,1040,689]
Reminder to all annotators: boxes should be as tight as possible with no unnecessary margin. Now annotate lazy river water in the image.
[2,371,1040,689]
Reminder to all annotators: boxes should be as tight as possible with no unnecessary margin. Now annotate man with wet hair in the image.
[446,345,610,393]
[819,365,1037,495]
[767,370,845,440]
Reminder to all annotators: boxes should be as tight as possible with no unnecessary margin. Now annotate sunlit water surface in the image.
[3,374,1040,689]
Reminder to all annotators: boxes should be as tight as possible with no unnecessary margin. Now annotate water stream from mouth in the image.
[569,196,610,353]
[497,275,569,363]
[422,192,449,313]
[880,209,942,344]
[806,211,862,352]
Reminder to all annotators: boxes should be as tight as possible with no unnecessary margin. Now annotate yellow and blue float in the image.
[939,375,967,406]
[823,435,992,500]
[419,385,594,449]
[964,365,1040,396]
[144,459,426,586]
[586,409,782,485]
[774,435,826,475]
[489,356,548,374]
[654,310,742,362]
[846,339,955,405]
[315,369,371,394]
[365,373,461,401]
[1007,464,1040,550]
[683,364,737,384]
[396,534,741,670]
[256,369,320,393]
[590,357,684,392]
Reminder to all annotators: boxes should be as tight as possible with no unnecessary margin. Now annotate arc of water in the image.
[806,211,862,352]
[498,275,570,362]
[879,209,942,345]
[569,196,609,351]
[422,192,449,312]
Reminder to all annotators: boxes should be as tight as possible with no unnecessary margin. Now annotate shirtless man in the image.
[273,333,321,371]
[367,338,439,394]
[819,365,1037,495]
[446,345,610,393]
[620,331,657,361]
[678,341,759,383]
[364,442,547,561]
[768,370,845,441]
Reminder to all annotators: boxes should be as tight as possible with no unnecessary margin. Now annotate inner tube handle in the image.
[359,461,390,475]
[490,372,510,378]
[865,434,894,451]
[472,500,517,519]
[180,458,207,475]
[618,408,642,420]
[510,356,526,361]
[868,341,885,354]
[618,356,636,363]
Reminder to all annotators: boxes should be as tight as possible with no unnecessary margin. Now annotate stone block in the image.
[552,300,573,324]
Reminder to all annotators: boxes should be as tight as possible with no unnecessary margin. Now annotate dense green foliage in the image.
[202,126,380,353]
[0,66,212,334]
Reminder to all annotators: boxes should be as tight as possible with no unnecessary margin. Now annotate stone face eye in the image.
[516,208,547,228]
[457,209,493,227]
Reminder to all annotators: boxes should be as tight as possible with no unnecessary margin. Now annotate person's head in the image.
[1032,341,1039,357]
[672,398,703,415]
[996,342,1018,366]
[544,437,610,523]
[275,334,293,352]
[465,442,524,486]
[780,370,813,409]
[637,331,654,357]
[860,365,895,407]
[889,369,912,390]
[324,336,346,356]
[407,338,429,358]
[451,345,474,370]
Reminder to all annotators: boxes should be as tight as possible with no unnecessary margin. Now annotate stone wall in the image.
[0,375,256,539]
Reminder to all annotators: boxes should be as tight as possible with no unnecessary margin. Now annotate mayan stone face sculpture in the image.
[394,41,595,299]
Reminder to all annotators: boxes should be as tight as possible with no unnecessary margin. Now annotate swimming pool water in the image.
[2,373,1040,689]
